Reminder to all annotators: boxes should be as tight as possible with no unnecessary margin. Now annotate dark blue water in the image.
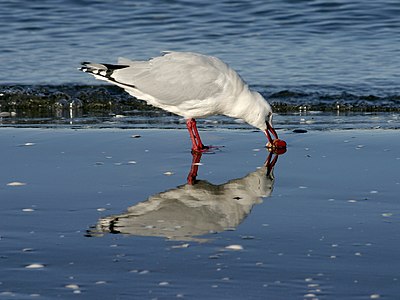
[1,0,399,90]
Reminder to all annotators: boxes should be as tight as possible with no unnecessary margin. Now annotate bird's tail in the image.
[79,62,136,88]
[79,62,128,79]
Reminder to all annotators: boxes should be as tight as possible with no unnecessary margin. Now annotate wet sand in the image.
[0,127,399,299]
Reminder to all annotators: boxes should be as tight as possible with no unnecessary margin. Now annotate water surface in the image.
[1,0,399,92]
[0,128,399,299]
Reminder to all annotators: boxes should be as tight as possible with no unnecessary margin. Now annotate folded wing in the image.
[110,52,225,105]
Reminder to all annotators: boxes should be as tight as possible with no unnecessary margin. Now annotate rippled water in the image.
[1,0,399,119]
[2,0,400,87]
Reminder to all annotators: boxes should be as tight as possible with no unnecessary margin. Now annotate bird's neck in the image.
[224,88,267,130]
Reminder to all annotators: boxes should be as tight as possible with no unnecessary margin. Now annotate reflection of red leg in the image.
[186,118,208,152]
[264,151,279,177]
[187,151,203,185]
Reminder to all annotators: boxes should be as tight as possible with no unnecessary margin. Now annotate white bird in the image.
[79,51,281,151]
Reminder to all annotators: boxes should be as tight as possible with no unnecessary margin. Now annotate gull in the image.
[79,51,282,151]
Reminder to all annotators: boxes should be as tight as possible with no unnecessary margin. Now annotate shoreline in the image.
[1,84,400,114]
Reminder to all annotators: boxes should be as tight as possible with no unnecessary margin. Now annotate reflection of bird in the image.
[79,52,280,151]
[87,152,281,241]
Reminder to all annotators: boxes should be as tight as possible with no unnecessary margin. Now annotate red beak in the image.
[265,122,278,143]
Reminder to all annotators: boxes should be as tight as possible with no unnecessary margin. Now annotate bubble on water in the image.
[304,293,317,298]
[221,277,230,281]
[225,244,243,251]
[7,182,27,186]
[25,263,45,269]
[159,281,170,286]
[382,213,393,217]
[22,208,35,212]
[171,244,190,249]
[0,292,15,297]
[65,284,80,290]
[19,142,36,147]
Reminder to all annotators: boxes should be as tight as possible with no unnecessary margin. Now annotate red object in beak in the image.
[265,122,287,152]
[273,139,287,149]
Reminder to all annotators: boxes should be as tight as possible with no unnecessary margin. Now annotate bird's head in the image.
[251,94,278,144]
[237,91,286,150]
[252,93,286,150]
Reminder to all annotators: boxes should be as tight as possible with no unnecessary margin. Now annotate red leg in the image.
[186,118,208,152]
[186,119,198,150]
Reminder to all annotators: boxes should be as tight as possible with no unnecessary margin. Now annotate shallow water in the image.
[0,128,399,299]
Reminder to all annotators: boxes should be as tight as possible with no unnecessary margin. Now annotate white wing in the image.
[111,52,226,105]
